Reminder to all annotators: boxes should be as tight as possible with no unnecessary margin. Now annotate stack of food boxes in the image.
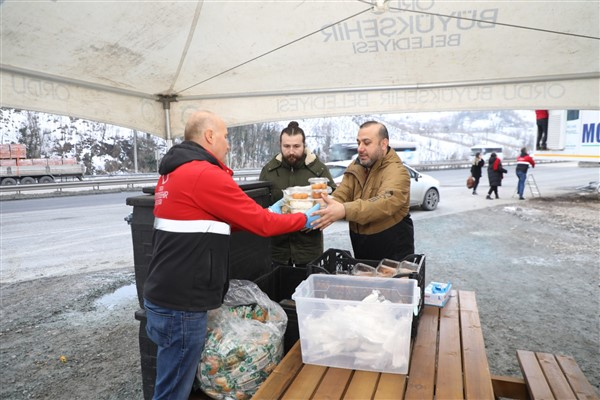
[281,177,330,214]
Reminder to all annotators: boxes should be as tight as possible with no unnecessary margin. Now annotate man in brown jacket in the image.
[311,121,414,261]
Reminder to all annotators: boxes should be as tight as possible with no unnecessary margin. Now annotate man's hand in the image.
[311,195,346,230]
[268,198,284,214]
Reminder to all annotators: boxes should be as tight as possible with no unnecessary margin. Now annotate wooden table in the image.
[253,290,496,400]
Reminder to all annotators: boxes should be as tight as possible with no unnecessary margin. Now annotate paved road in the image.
[325,161,599,249]
[1,192,135,283]
[1,162,598,283]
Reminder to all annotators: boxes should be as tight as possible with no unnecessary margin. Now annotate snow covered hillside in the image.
[1,108,536,174]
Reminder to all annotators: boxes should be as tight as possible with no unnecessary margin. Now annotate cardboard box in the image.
[424,281,452,307]
[292,274,418,374]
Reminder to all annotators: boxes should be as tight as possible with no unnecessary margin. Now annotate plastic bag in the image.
[196,280,287,400]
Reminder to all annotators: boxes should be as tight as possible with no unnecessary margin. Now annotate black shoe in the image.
[472,191,477,195]
[495,195,499,199]
[519,197,525,200]
[486,195,493,200]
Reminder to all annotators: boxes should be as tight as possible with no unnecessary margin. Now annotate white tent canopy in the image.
[1,0,599,140]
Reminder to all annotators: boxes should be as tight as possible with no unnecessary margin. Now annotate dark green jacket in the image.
[259,149,336,265]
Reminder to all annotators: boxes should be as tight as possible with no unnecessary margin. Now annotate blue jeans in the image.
[516,170,527,197]
[144,299,208,400]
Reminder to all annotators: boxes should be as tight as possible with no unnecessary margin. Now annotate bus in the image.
[470,144,503,162]
[535,110,600,162]
[329,141,419,164]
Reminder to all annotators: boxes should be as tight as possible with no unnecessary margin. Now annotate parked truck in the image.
[0,144,85,185]
[535,110,600,163]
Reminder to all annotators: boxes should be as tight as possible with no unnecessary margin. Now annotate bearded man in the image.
[259,121,336,266]
[311,121,415,261]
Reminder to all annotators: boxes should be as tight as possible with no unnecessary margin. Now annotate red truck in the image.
[0,144,85,185]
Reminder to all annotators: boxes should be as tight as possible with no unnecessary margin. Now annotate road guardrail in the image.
[5,161,551,196]
[0,169,262,195]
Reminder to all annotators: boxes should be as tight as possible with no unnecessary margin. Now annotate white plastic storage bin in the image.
[292,274,418,374]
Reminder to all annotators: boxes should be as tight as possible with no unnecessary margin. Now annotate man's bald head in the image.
[184,110,230,164]
[184,111,218,143]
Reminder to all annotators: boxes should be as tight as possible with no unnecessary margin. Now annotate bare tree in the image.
[18,111,44,157]
[228,122,279,169]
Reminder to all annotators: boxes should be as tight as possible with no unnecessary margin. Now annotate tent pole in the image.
[164,109,173,150]
[133,130,138,173]
[159,95,177,150]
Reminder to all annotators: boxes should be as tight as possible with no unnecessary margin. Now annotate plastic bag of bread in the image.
[196,280,287,400]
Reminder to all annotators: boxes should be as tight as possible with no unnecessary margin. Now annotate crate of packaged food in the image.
[292,274,419,374]
[306,248,425,338]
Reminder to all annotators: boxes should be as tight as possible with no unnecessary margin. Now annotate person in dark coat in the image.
[259,121,336,266]
[470,152,484,195]
[486,152,507,200]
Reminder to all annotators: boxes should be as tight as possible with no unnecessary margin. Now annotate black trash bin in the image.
[126,181,275,400]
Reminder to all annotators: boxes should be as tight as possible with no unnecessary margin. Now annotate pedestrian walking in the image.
[470,152,484,195]
[486,152,507,200]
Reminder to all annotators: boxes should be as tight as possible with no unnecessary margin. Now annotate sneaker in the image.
[486,195,493,200]
[472,191,477,195]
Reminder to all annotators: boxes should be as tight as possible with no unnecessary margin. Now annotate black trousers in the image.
[488,185,499,197]
[537,117,548,148]
[472,176,481,192]
[350,215,415,262]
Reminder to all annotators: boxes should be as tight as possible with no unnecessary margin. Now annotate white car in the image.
[325,160,440,211]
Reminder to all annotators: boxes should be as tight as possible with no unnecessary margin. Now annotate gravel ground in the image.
[1,191,598,399]
[417,193,600,386]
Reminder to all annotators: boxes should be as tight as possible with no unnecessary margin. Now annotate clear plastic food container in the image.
[282,186,314,213]
[308,178,331,199]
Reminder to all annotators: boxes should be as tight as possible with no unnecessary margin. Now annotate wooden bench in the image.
[517,350,598,400]
[253,290,496,399]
